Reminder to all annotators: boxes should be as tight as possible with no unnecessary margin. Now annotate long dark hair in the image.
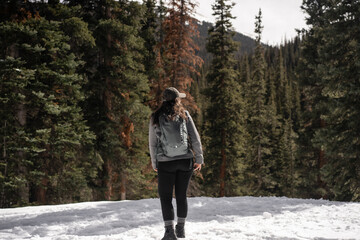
[151,98,188,125]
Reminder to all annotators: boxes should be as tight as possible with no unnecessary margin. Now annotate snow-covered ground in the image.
[1,196,359,240]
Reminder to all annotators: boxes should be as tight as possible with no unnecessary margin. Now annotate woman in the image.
[149,87,204,240]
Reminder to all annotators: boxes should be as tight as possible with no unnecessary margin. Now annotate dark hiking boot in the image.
[175,224,185,238]
[161,225,177,240]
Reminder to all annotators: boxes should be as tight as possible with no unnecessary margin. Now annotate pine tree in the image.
[300,0,360,201]
[203,0,246,197]
[243,9,273,195]
[297,0,332,199]
[141,0,159,110]
[239,55,251,122]
[93,0,151,200]
[260,38,303,198]
[0,17,99,206]
[263,59,283,195]
[277,48,297,196]
[160,0,203,111]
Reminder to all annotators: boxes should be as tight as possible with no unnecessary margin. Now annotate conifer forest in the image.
[0,0,359,208]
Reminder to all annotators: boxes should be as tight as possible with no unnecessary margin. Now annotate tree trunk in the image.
[16,100,29,205]
[36,142,51,205]
[1,121,8,207]
[102,3,115,201]
[219,129,226,197]
[36,177,48,204]
[120,173,126,200]
[317,118,327,198]
[104,160,113,200]
[10,43,29,205]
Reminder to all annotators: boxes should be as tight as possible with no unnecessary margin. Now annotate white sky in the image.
[194,0,308,46]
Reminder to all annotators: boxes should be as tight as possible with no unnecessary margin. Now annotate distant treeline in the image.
[0,0,359,208]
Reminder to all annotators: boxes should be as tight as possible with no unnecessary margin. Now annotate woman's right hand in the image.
[154,168,158,172]
[193,163,202,171]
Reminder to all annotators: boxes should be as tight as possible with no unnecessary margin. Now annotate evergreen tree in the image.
[141,0,159,110]
[261,38,302,197]
[243,9,273,195]
[147,0,169,110]
[239,55,251,122]
[297,0,332,199]
[93,0,151,200]
[160,0,203,111]
[277,48,297,196]
[263,59,283,195]
[0,17,99,206]
[300,0,360,201]
[203,0,246,197]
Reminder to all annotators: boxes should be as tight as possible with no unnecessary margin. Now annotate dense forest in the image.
[0,0,359,208]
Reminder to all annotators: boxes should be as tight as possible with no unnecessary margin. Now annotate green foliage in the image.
[238,11,301,198]
[90,0,152,200]
[0,18,100,206]
[242,9,273,196]
[1,0,359,206]
[203,0,247,197]
[300,0,360,201]
[141,0,157,84]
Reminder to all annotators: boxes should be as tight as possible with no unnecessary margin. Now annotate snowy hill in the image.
[1,196,359,240]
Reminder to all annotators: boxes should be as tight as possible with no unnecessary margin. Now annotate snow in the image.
[1,196,359,240]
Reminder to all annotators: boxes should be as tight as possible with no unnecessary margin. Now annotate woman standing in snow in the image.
[149,87,204,240]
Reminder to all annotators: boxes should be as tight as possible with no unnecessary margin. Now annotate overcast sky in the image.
[194,0,308,45]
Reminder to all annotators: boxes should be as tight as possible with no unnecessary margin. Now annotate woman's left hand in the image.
[193,163,202,171]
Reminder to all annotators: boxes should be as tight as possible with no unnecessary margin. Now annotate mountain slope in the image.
[195,21,258,63]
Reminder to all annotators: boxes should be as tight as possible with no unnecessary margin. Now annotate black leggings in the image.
[158,158,193,221]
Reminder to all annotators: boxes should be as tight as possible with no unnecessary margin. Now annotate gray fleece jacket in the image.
[149,111,204,170]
